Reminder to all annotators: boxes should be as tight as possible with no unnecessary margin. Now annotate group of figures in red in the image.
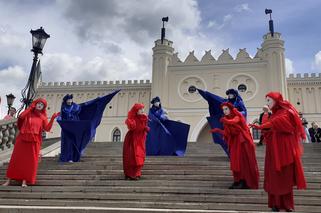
[2,88,306,212]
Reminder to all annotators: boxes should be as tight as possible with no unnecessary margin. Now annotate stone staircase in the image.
[0,141,320,212]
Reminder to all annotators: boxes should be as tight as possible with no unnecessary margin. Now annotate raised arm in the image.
[43,112,60,132]
[221,116,240,125]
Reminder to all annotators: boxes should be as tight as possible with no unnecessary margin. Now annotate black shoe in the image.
[271,207,279,212]
[286,209,293,212]
[256,141,263,146]
[228,182,239,189]
[234,180,249,189]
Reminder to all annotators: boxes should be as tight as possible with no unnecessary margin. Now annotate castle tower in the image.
[151,39,174,106]
[261,32,288,98]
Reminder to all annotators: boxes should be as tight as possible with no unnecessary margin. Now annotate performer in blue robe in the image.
[57,90,120,162]
[146,97,190,156]
[197,88,247,157]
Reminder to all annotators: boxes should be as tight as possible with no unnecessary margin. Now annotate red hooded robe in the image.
[123,103,149,179]
[219,102,259,189]
[263,92,306,210]
[6,99,57,184]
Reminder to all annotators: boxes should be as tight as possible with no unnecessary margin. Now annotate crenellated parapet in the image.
[287,73,321,86]
[170,48,263,66]
[40,79,151,88]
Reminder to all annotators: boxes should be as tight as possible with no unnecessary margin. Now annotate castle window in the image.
[112,128,121,142]
[237,84,247,92]
[188,85,197,93]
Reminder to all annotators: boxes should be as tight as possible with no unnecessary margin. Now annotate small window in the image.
[112,128,121,142]
[237,84,247,92]
[188,85,197,94]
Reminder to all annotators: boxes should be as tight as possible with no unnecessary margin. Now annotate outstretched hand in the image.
[249,123,261,129]
[52,112,61,119]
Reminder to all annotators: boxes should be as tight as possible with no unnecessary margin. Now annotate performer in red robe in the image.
[250,92,306,212]
[123,103,149,180]
[211,102,259,189]
[2,99,59,187]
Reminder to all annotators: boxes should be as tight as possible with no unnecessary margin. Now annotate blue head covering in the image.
[63,94,73,103]
[151,96,161,104]
[225,88,247,118]
[225,89,243,101]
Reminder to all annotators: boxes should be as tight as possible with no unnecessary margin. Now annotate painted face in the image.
[154,102,160,107]
[66,99,73,106]
[222,106,231,115]
[35,102,45,111]
[228,94,235,99]
[137,108,144,115]
[266,96,275,110]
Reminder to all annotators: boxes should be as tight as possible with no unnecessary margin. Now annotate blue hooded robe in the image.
[57,90,120,162]
[146,97,190,156]
[197,88,247,157]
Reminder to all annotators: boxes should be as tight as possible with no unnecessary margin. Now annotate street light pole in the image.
[18,27,50,114]
[6,93,16,115]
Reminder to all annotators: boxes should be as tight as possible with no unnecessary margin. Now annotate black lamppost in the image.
[161,16,169,44]
[6,93,16,115]
[18,27,50,114]
[265,9,274,37]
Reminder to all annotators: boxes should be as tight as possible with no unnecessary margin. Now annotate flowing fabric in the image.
[263,92,306,210]
[197,89,247,157]
[220,102,259,189]
[6,99,56,184]
[123,104,149,178]
[58,90,120,162]
[146,106,190,156]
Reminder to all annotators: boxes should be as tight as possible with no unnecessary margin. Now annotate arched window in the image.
[112,128,121,142]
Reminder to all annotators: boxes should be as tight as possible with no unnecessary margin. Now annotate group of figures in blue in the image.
[58,89,192,163]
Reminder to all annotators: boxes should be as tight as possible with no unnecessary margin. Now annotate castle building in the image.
[37,32,321,143]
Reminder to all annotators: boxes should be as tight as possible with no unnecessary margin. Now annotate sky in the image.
[0,0,321,117]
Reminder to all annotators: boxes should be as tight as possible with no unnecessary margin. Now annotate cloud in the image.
[0,66,28,118]
[234,3,251,12]
[207,14,233,30]
[313,51,321,71]
[285,58,295,74]
[41,53,150,82]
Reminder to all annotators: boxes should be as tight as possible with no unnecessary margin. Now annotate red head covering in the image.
[266,92,305,140]
[33,98,48,118]
[220,102,248,131]
[127,103,145,119]
[18,98,48,137]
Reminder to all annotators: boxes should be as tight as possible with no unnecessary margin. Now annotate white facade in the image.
[37,32,321,142]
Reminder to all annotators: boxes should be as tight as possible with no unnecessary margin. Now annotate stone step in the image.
[0,142,319,212]
[0,186,319,197]
[0,191,320,206]
[1,169,320,178]
[0,206,246,213]
[0,198,320,212]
